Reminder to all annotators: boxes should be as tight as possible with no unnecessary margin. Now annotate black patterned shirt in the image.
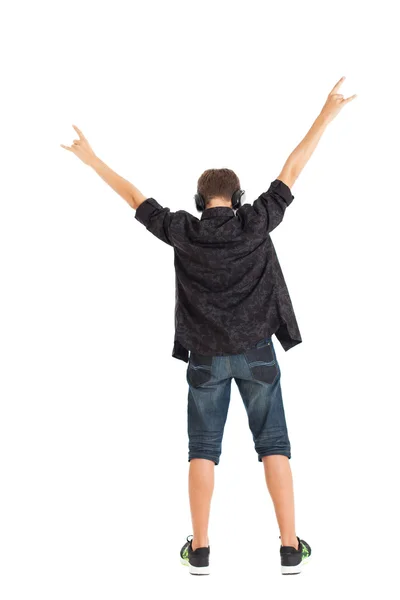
[134,178,302,363]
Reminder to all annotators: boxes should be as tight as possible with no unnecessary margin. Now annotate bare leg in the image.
[188,458,214,550]
[262,455,299,549]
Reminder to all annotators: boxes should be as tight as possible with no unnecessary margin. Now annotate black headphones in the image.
[194,188,246,213]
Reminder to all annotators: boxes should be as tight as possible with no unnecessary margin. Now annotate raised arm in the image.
[277,76,357,189]
[61,125,147,210]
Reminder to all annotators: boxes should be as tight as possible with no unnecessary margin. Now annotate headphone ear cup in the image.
[231,189,245,210]
[194,193,205,212]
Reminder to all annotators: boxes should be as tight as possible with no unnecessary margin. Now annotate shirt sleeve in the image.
[250,179,294,233]
[134,197,175,247]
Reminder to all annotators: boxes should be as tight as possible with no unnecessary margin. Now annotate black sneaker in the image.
[180,534,210,575]
[280,536,311,575]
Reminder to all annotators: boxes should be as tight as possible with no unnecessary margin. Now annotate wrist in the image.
[88,155,101,170]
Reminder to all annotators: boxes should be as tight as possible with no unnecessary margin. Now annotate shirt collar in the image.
[201,206,235,220]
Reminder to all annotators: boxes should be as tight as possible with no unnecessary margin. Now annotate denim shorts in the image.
[186,336,291,466]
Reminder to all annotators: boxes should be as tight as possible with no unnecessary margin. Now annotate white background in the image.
[1,0,399,598]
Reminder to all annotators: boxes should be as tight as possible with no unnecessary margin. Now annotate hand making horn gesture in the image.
[60,125,97,166]
[320,76,357,124]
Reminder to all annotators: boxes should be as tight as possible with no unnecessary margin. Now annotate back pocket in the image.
[244,340,279,384]
[187,352,214,387]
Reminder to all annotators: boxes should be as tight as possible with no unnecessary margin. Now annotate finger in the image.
[343,94,357,104]
[60,144,72,151]
[72,124,85,140]
[329,76,345,95]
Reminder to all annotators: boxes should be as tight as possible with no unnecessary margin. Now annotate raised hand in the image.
[320,76,357,124]
[60,125,97,166]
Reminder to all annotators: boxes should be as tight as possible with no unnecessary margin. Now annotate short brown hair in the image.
[197,168,241,207]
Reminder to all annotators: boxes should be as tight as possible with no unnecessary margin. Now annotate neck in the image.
[206,198,232,209]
